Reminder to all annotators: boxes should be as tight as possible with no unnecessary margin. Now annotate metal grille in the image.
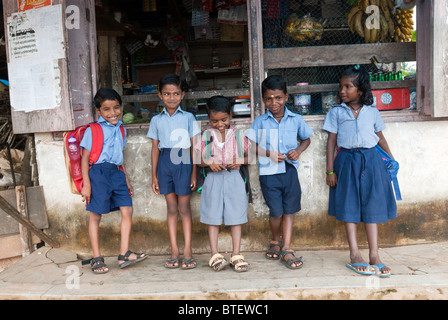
[261,0,417,114]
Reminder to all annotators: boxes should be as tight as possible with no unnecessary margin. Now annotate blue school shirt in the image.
[146,106,201,149]
[80,116,127,166]
[322,103,386,149]
[245,107,314,175]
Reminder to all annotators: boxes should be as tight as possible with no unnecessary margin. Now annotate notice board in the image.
[3,1,73,134]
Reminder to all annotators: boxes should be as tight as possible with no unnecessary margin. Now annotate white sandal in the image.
[208,253,229,272]
[230,254,249,273]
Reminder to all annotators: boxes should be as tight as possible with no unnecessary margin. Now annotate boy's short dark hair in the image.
[261,75,288,95]
[206,95,232,115]
[93,88,122,109]
[158,73,188,92]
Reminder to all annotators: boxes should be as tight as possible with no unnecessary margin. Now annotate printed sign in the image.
[18,0,52,12]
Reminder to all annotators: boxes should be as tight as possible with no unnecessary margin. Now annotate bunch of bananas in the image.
[347,0,414,43]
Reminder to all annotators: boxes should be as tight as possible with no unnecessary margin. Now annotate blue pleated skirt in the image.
[328,147,397,223]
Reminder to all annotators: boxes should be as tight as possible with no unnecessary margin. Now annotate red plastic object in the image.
[372,88,410,110]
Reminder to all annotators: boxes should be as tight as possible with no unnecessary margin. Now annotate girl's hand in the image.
[226,162,241,171]
[152,178,160,195]
[81,185,91,204]
[326,173,338,187]
[190,175,196,191]
[209,162,227,172]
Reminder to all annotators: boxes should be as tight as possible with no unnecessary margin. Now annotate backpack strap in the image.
[87,123,104,166]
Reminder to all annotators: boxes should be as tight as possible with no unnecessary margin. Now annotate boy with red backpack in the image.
[79,88,147,274]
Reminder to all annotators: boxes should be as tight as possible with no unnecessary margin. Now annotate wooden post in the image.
[16,186,33,256]
[247,0,265,117]
[0,194,59,248]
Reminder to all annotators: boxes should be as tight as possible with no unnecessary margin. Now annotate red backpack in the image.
[63,123,125,194]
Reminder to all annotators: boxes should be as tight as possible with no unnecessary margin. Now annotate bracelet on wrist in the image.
[326,171,335,175]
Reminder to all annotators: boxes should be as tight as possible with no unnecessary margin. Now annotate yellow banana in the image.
[380,13,389,41]
[348,6,361,33]
[379,0,388,12]
[354,10,365,38]
[387,0,394,10]
[364,23,371,42]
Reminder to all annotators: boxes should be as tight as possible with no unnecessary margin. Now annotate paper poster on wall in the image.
[7,4,64,112]
[18,0,52,12]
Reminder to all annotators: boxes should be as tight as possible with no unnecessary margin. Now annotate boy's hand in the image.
[286,149,300,161]
[152,178,160,195]
[81,185,91,204]
[269,150,286,162]
[127,183,134,197]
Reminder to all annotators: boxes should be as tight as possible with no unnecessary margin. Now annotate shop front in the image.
[2,0,448,256]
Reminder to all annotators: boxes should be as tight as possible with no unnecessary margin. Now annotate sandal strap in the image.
[230,254,245,264]
[82,256,104,266]
[209,253,225,267]
[281,248,296,256]
[118,250,144,261]
[268,240,282,247]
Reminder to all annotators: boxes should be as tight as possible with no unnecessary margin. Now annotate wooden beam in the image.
[264,42,417,69]
[287,80,416,94]
[0,195,59,248]
[16,186,33,256]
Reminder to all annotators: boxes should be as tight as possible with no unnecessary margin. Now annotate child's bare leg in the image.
[178,194,195,268]
[165,193,180,266]
[117,206,145,264]
[267,215,282,259]
[366,223,391,275]
[345,222,370,272]
[88,212,108,272]
[281,214,301,267]
[208,225,220,256]
[230,225,242,256]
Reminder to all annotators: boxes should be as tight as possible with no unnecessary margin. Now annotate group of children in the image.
[80,66,397,278]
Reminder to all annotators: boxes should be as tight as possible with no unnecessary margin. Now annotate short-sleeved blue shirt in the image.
[246,107,314,175]
[80,116,127,166]
[146,106,201,149]
[322,103,386,149]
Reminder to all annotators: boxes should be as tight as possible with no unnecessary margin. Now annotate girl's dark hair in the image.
[206,95,231,115]
[261,75,288,95]
[339,65,374,105]
[93,88,122,109]
[158,73,188,92]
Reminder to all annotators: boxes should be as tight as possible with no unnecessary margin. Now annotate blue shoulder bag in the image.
[375,145,402,201]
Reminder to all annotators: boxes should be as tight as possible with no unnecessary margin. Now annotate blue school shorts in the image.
[157,148,193,195]
[259,162,301,217]
[328,147,397,223]
[86,162,132,214]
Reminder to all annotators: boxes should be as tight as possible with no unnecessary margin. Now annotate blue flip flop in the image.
[372,263,391,278]
[346,263,376,275]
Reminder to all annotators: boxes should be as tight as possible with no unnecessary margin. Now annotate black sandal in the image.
[281,249,303,270]
[118,250,148,269]
[265,240,282,260]
[82,256,109,274]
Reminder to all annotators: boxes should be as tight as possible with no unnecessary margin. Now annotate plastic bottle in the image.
[294,83,311,115]
[68,135,82,179]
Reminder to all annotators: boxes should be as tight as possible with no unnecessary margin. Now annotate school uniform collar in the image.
[205,124,237,140]
[97,116,123,127]
[161,106,184,116]
[339,102,375,111]
[264,106,297,120]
